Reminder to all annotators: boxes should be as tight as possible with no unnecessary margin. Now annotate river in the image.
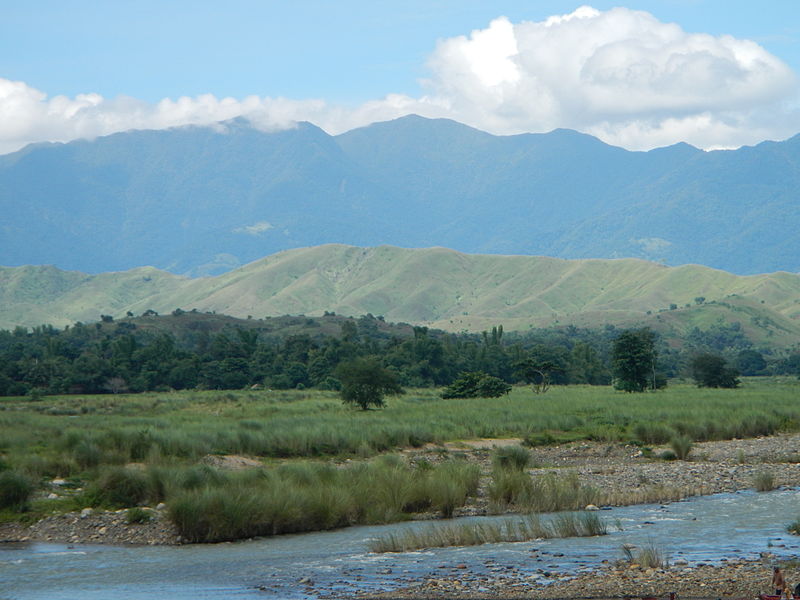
[3,489,800,599]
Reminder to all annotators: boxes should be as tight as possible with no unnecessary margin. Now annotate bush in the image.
[0,471,33,510]
[492,445,532,471]
[126,507,153,524]
[753,470,775,492]
[442,371,511,399]
[669,435,693,460]
[74,440,103,469]
[91,467,149,508]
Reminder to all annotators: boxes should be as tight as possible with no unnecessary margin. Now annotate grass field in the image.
[1,378,799,541]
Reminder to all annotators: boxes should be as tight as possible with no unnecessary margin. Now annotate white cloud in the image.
[233,221,274,236]
[0,6,798,153]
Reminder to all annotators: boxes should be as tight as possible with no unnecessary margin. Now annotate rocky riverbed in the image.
[349,558,797,599]
[3,433,800,548]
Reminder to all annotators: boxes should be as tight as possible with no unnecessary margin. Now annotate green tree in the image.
[442,371,511,398]
[612,328,664,392]
[691,353,739,388]
[335,357,403,410]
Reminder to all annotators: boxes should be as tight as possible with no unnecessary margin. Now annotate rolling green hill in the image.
[2,245,799,348]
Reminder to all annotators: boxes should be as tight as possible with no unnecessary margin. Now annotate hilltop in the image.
[2,245,799,348]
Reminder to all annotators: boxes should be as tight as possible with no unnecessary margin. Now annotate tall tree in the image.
[612,328,663,392]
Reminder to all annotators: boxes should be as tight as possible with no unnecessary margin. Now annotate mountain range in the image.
[2,245,799,349]
[2,115,799,276]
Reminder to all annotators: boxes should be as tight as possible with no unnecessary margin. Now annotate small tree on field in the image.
[335,357,403,410]
[691,353,739,388]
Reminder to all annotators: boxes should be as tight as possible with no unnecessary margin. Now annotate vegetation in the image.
[167,457,479,542]
[753,470,776,492]
[0,470,33,510]
[441,371,511,399]
[368,512,607,553]
[1,380,799,540]
[612,328,666,392]
[622,541,668,569]
[691,353,740,388]
[491,445,533,471]
[335,357,403,410]
[669,436,693,460]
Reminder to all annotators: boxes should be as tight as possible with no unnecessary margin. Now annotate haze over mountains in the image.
[2,245,799,349]
[2,115,799,277]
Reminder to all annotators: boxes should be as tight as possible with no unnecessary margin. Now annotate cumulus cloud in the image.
[420,6,799,148]
[1,5,798,153]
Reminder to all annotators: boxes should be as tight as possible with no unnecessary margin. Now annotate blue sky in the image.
[1,1,799,152]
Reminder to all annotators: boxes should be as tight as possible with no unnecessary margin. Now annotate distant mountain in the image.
[2,245,799,349]
[1,115,799,275]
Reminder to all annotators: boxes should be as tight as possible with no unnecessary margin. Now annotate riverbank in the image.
[350,558,796,599]
[3,432,800,546]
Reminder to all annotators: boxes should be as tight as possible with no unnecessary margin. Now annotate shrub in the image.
[91,467,149,508]
[488,469,532,507]
[492,445,532,471]
[126,507,153,524]
[623,540,667,568]
[442,371,511,399]
[74,440,103,469]
[753,470,775,492]
[0,471,33,510]
[633,422,675,445]
[669,435,693,460]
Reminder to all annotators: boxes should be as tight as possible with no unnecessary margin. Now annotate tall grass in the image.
[622,541,668,568]
[489,469,598,512]
[168,456,479,542]
[753,469,776,492]
[669,435,693,460]
[491,445,532,471]
[369,512,607,553]
[2,381,800,531]
[0,471,33,510]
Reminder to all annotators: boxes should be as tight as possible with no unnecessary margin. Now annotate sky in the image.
[1,1,799,154]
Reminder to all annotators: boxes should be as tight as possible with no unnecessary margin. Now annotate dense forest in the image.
[0,311,797,396]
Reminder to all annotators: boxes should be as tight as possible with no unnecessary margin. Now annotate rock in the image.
[156,503,167,511]
[80,508,93,518]
[98,527,107,535]
[298,577,313,585]
[585,504,599,511]
[51,479,67,486]
[47,493,58,500]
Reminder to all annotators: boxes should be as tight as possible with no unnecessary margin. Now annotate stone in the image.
[585,504,599,511]
[156,503,167,511]
[80,508,93,518]
[47,493,58,499]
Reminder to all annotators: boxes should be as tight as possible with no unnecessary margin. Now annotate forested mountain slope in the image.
[2,116,799,275]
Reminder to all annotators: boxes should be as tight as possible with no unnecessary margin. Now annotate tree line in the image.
[0,312,796,397]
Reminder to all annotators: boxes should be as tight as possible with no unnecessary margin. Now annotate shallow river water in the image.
[3,489,800,600]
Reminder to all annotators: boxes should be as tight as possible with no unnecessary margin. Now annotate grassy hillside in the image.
[2,245,800,346]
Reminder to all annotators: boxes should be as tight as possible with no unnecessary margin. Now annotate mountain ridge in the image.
[2,115,799,275]
[2,245,799,349]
